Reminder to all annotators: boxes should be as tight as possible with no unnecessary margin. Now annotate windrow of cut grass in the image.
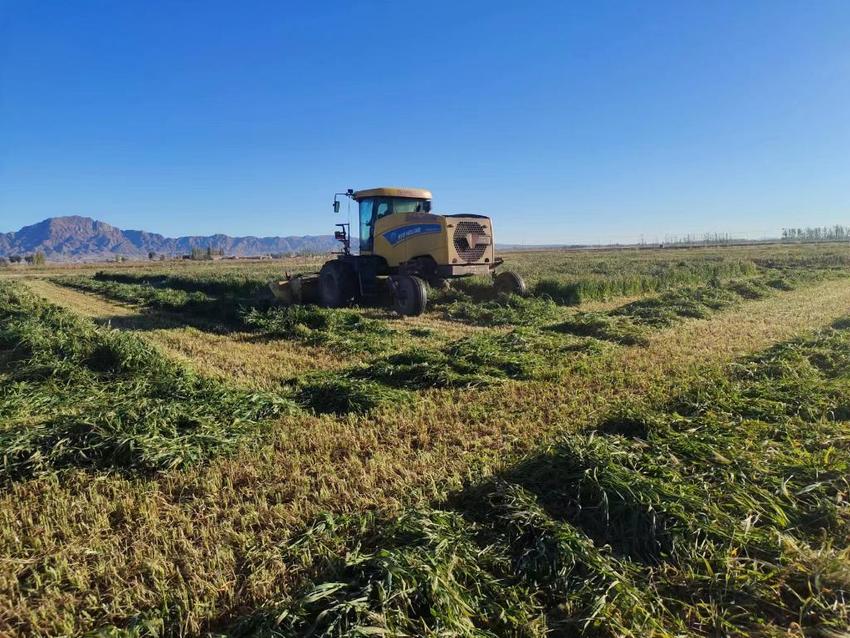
[242,305,397,355]
[221,319,850,637]
[529,258,756,305]
[436,268,839,340]
[293,329,606,414]
[0,282,294,481]
[751,249,850,272]
[440,291,562,327]
[92,269,273,298]
[53,275,401,355]
[53,275,249,326]
[552,270,839,344]
[57,275,216,312]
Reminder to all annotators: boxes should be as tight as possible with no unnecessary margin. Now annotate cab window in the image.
[376,200,390,220]
[391,198,424,213]
[359,198,374,252]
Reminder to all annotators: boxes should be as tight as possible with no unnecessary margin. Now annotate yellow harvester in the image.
[270,186,526,315]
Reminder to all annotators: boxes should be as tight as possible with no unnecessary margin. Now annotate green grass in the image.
[505,244,850,305]
[319,329,598,396]
[0,282,294,481]
[283,329,602,416]
[242,305,397,354]
[56,275,216,312]
[553,271,840,342]
[54,274,253,328]
[610,284,742,327]
[549,311,650,346]
[49,246,847,334]
[295,376,412,415]
[522,252,760,304]
[426,276,563,327]
[441,293,560,326]
[92,269,272,298]
[53,275,402,354]
[432,248,845,328]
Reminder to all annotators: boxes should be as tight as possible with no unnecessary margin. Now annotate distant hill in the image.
[0,216,339,261]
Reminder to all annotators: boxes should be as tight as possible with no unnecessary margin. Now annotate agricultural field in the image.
[1,243,850,636]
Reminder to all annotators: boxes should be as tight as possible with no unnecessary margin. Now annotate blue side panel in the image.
[382,223,442,246]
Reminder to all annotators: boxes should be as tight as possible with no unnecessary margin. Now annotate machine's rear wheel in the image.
[319,260,356,308]
[494,270,528,296]
[392,275,428,316]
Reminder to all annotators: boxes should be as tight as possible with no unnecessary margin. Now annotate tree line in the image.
[781,226,850,241]
[1,251,46,266]
[188,246,225,260]
[1,246,229,266]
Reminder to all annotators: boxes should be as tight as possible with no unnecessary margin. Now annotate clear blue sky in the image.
[1,1,848,244]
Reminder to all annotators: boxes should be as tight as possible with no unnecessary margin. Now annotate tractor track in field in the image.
[23,278,141,319]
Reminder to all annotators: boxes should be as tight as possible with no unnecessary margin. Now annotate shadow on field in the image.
[93,302,249,334]
[493,445,674,564]
[93,312,187,332]
[205,435,681,636]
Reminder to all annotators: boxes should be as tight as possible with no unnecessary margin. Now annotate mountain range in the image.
[0,216,339,262]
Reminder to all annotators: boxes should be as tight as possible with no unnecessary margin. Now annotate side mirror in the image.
[333,200,340,213]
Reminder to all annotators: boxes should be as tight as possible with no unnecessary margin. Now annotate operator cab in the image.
[352,187,432,253]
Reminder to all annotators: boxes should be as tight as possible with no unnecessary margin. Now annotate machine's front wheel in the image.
[319,260,356,308]
[494,270,528,296]
[392,275,428,316]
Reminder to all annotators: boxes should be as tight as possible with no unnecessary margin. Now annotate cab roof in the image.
[352,187,432,201]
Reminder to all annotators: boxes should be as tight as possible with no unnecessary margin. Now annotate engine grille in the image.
[453,221,488,262]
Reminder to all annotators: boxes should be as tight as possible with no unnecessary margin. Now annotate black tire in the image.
[319,260,356,308]
[494,270,528,296]
[392,275,428,316]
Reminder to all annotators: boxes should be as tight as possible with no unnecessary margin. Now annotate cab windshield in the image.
[358,197,431,251]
